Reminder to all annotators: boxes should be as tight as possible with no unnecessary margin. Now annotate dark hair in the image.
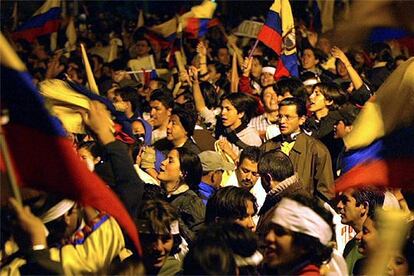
[275,77,308,102]
[222,93,257,125]
[370,42,393,63]
[115,86,140,113]
[303,47,328,64]
[258,150,294,182]
[176,147,202,190]
[278,97,307,117]
[77,141,104,159]
[313,82,348,110]
[137,199,182,255]
[351,186,385,217]
[150,88,174,109]
[199,81,219,109]
[183,236,237,275]
[184,222,259,275]
[171,105,196,137]
[142,184,167,202]
[239,146,261,165]
[205,186,258,224]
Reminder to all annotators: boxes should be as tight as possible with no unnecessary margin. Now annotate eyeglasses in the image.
[277,114,299,121]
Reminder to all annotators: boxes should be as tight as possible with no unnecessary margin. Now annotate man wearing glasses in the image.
[261,97,334,203]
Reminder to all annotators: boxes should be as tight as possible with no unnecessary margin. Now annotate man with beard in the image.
[224,146,267,218]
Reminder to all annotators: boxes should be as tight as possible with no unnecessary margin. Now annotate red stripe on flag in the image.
[335,158,414,192]
[4,123,142,254]
[12,19,61,42]
[257,25,283,55]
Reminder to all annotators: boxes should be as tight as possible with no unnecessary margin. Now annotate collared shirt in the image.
[249,114,280,142]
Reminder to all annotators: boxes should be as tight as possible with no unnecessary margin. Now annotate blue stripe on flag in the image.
[264,10,282,35]
[16,7,61,31]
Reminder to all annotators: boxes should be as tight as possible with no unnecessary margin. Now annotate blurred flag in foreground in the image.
[336,58,414,191]
[0,33,142,254]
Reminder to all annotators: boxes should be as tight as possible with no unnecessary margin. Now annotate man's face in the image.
[251,58,263,79]
[166,115,187,142]
[309,86,330,113]
[262,88,278,113]
[217,48,230,65]
[236,158,259,191]
[336,190,366,226]
[141,233,174,269]
[221,99,243,130]
[278,105,304,135]
[234,200,256,232]
[136,40,151,57]
[357,217,378,255]
[150,100,171,128]
[334,120,352,139]
[263,223,297,268]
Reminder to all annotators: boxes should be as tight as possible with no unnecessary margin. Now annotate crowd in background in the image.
[1,1,414,275]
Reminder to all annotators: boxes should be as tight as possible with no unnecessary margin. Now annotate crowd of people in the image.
[1,1,414,275]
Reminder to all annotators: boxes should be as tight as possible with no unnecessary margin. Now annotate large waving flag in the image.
[0,33,142,254]
[12,0,61,42]
[336,58,414,191]
[257,0,299,78]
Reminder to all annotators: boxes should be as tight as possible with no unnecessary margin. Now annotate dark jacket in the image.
[260,133,334,202]
[105,141,145,218]
[167,188,205,242]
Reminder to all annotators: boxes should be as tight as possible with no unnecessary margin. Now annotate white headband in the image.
[40,199,76,224]
[262,66,276,75]
[234,251,263,267]
[303,78,319,86]
[271,198,332,245]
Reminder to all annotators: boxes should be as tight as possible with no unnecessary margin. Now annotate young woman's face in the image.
[309,86,330,112]
[158,149,181,187]
[263,224,299,268]
[221,99,243,130]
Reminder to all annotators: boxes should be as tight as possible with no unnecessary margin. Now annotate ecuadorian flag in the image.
[257,0,299,78]
[336,58,414,192]
[12,0,61,42]
[0,33,142,254]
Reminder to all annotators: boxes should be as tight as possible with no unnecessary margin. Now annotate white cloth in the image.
[271,198,333,245]
[40,199,75,224]
[220,126,262,157]
[134,164,159,185]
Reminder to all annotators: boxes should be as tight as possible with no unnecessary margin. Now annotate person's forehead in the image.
[279,105,298,115]
[150,100,166,108]
[240,158,258,171]
[221,99,234,107]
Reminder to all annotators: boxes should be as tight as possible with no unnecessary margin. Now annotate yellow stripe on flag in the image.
[0,33,26,72]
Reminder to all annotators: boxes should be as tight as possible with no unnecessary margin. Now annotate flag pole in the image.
[80,43,99,94]
[248,39,259,59]
[0,122,22,204]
